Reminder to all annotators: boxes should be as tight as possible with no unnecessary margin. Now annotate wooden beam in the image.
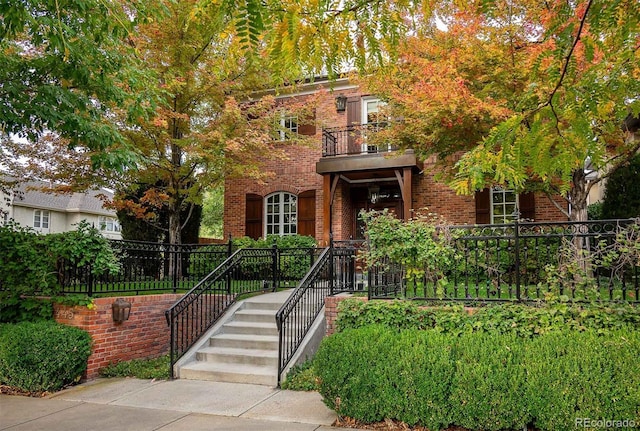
[395,168,412,220]
[323,174,332,245]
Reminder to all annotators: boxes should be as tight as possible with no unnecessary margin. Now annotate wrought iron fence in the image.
[322,123,397,157]
[276,242,358,385]
[368,219,640,302]
[59,240,318,296]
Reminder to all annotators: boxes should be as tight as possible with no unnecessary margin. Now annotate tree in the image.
[201,188,225,239]
[109,0,316,257]
[365,0,640,221]
[0,0,161,169]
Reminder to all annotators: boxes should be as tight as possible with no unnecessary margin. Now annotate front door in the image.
[353,186,403,240]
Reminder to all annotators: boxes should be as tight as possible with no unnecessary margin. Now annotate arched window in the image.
[265,192,297,235]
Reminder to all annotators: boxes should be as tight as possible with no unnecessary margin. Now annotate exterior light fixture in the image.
[112,298,131,324]
[368,185,380,204]
[335,94,347,113]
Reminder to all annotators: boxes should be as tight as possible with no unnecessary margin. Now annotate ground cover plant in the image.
[99,355,170,380]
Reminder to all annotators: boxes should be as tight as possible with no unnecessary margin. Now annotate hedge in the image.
[335,298,640,336]
[0,321,92,392]
[314,326,640,431]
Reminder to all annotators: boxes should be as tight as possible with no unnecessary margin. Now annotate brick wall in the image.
[324,295,367,335]
[53,294,181,380]
[224,84,569,243]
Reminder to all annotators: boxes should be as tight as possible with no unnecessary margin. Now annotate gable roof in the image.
[10,180,115,216]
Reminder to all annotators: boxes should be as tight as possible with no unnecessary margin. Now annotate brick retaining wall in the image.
[54,294,182,380]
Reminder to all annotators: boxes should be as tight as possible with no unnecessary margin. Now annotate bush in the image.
[314,326,640,431]
[0,221,118,323]
[281,361,319,391]
[0,321,92,392]
[335,298,640,336]
[525,332,640,431]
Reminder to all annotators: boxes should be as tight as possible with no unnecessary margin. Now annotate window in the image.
[99,216,121,233]
[265,192,297,235]
[361,98,388,153]
[33,209,49,229]
[276,113,298,141]
[491,187,518,224]
[1,212,7,225]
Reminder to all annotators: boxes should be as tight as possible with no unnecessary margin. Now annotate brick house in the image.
[223,77,567,244]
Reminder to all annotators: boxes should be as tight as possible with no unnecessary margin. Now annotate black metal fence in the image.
[59,239,318,296]
[368,219,640,303]
[276,241,358,385]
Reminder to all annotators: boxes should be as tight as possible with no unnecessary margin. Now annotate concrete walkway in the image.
[0,378,349,431]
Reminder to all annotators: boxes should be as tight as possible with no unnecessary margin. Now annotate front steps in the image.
[177,290,290,386]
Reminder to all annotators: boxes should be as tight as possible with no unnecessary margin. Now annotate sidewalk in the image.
[0,378,349,431]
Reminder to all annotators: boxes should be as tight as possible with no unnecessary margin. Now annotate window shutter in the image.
[475,188,491,224]
[519,192,535,221]
[346,97,361,154]
[298,109,316,136]
[297,190,316,237]
[245,194,263,239]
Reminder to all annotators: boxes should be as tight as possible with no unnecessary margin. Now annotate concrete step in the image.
[222,321,278,336]
[242,299,285,312]
[196,346,278,366]
[209,333,279,350]
[233,309,277,324]
[179,361,277,386]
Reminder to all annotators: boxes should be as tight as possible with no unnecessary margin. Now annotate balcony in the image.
[317,123,421,176]
[322,123,396,157]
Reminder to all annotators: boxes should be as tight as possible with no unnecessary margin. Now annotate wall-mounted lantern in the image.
[112,298,131,324]
[368,185,380,204]
[335,94,347,113]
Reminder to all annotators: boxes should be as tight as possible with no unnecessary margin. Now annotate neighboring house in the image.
[0,179,122,239]
[224,78,567,245]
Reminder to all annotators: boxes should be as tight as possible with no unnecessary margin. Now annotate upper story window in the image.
[99,216,121,233]
[265,192,297,235]
[491,187,518,224]
[33,209,50,229]
[361,98,389,152]
[276,113,298,141]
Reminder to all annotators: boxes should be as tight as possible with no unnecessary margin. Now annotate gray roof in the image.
[11,180,115,216]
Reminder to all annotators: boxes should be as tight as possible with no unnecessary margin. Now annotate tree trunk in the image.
[567,168,592,280]
[167,202,183,280]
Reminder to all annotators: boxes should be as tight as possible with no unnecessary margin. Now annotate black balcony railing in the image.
[322,123,397,157]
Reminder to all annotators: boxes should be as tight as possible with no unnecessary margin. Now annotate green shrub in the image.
[315,326,640,431]
[448,333,529,430]
[335,298,640,336]
[525,331,640,431]
[315,326,455,429]
[0,321,92,392]
[281,361,319,391]
[0,220,119,323]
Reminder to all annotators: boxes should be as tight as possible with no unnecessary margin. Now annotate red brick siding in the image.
[224,87,568,242]
[54,294,181,380]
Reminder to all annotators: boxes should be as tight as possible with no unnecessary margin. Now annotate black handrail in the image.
[165,247,278,378]
[275,244,357,386]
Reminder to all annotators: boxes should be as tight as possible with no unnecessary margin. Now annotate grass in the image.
[99,355,170,380]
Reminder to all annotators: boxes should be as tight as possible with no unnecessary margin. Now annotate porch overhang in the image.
[316,150,422,177]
